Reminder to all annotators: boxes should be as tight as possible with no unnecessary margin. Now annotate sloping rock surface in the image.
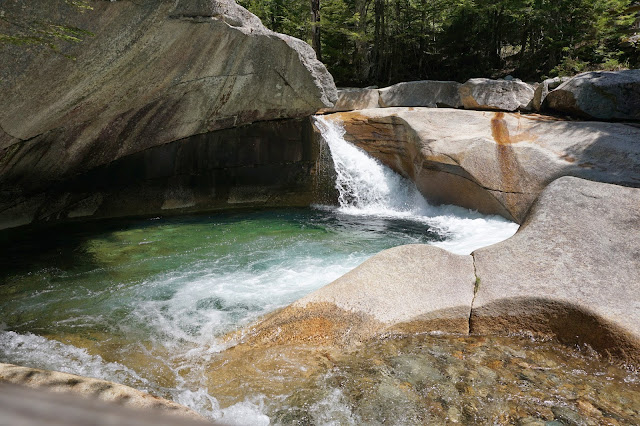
[0,363,206,421]
[472,177,640,364]
[327,108,640,222]
[379,81,462,108]
[240,245,475,347]
[545,70,640,120]
[459,78,535,111]
[0,0,337,230]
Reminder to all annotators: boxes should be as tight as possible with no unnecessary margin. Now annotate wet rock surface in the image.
[206,334,640,425]
[0,363,205,420]
[327,108,640,222]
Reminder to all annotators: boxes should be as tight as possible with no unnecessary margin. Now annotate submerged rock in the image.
[0,0,337,230]
[326,108,640,223]
[471,177,640,365]
[378,80,463,108]
[459,78,535,112]
[545,70,640,120]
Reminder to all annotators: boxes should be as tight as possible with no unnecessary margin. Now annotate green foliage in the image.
[240,0,639,85]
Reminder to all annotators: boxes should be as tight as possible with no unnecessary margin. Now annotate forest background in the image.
[1,0,639,87]
[238,0,640,86]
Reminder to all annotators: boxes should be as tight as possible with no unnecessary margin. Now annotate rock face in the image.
[379,81,462,108]
[532,77,570,111]
[545,70,640,120]
[318,88,380,113]
[459,78,535,112]
[0,0,337,230]
[326,108,640,223]
[240,245,476,347]
[0,363,205,421]
[472,177,640,364]
[239,177,640,365]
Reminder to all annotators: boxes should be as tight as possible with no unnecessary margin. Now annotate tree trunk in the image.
[311,0,322,61]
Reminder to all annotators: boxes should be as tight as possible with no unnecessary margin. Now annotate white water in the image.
[315,115,518,255]
[1,116,519,424]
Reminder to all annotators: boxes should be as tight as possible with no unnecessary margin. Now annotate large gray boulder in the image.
[545,70,640,120]
[459,78,535,111]
[379,80,462,108]
[471,177,640,364]
[317,87,380,113]
[0,0,337,230]
[241,245,476,347]
[532,76,571,112]
[328,108,640,222]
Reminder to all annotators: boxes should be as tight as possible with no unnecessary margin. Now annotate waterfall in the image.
[314,115,519,255]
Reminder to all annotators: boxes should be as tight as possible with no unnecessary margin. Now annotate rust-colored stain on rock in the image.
[490,112,537,145]
[491,112,511,145]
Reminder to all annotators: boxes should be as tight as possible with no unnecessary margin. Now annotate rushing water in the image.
[2,117,637,424]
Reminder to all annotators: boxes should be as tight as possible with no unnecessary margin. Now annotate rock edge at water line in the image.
[0,363,207,421]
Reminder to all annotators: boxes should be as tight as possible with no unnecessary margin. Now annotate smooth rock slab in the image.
[459,78,535,112]
[545,70,640,120]
[241,245,476,347]
[472,177,640,365]
[379,81,463,108]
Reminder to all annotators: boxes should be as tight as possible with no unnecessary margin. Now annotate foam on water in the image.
[314,115,519,255]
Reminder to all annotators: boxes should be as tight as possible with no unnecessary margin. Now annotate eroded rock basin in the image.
[1,207,639,424]
[0,205,515,421]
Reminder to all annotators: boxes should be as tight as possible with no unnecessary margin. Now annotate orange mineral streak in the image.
[490,112,538,145]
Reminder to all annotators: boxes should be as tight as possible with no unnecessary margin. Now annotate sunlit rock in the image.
[318,87,380,113]
[325,108,640,223]
[0,363,205,421]
[471,177,640,365]
[379,80,463,108]
[459,78,535,112]
[545,70,640,120]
